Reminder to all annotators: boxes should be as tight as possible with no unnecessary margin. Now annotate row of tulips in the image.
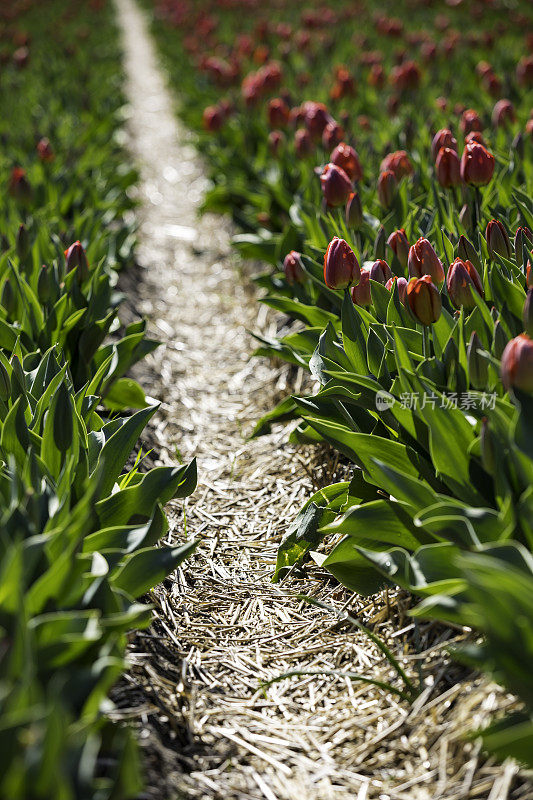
[0,1,196,798]
[146,0,533,770]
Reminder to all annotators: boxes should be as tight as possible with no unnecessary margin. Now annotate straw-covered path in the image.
[113,1,530,798]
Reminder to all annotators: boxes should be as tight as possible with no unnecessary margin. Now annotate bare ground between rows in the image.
[111,1,533,798]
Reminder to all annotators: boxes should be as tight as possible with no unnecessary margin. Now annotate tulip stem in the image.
[423,325,430,359]
[472,187,482,234]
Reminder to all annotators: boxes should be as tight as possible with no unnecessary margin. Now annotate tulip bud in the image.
[480,417,495,474]
[16,223,30,260]
[431,128,457,161]
[64,240,89,282]
[467,331,488,389]
[375,226,386,260]
[491,99,515,128]
[379,150,413,180]
[486,219,511,260]
[294,128,312,158]
[408,238,445,286]
[524,288,533,338]
[446,258,484,310]
[1,280,16,317]
[460,142,495,186]
[37,265,51,303]
[369,259,392,284]
[387,228,410,269]
[36,137,54,162]
[8,167,32,204]
[267,98,290,128]
[268,130,284,155]
[283,251,304,285]
[203,105,224,132]
[345,191,363,228]
[460,108,483,135]
[320,163,352,207]
[351,268,371,306]
[386,275,408,305]
[435,147,461,188]
[330,143,362,182]
[377,170,397,208]
[322,121,344,150]
[514,227,533,270]
[323,237,360,290]
[501,334,533,393]
[493,319,508,360]
[457,234,481,271]
[406,275,442,325]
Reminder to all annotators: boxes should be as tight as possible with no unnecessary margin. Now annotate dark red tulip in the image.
[501,334,533,393]
[351,268,371,306]
[36,137,54,162]
[322,121,344,150]
[492,99,515,128]
[460,142,495,186]
[431,128,457,161]
[304,101,332,140]
[460,108,483,135]
[330,143,362,181]
[435,147,461,188]
[283,251,304,285]
[386,275,408,304]
[268,130,284,155]
[486,219,511,260]
[377,170,397,208]
[203,105,224,132]
[8,167,31,203]
[267,97,290,128]
[464,131,486,146]
[387,228,410,269]
[408,238,445,285]
[407,275,442,325]
[294,128,312,158]
[64,240,89,281]
[369,259,392,284]
[446,258,484,309]
[380,149,413,179]
[345,191,363,227]
[323,237,360,290]
[320,163,352,206]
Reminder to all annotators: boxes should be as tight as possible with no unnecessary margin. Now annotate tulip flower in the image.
[267,97,290,128]
[320,163,352,206]
[304,101,332,140]
[8,167,32,203]
[323,237,360,290]
[406,275,442,325]
[460,108,483,135]
[435,147,461,188]
[464,131,486,146]
[460,142,495,186]
[446,257,484,309]
[486,219,511,260]
[322,121,344,150]
[492,99,515,128]
[377,170,397,208]
[65,240,89,281]
[351,268,371,306]
[345,191,363,228]
[408,238,445,285]
[268,130,284,155]
[457,234,481,269]
[283,251,304,285]
[431,128,457,161]
[501,334,533,393]
[387,228,410,269]
[386,275,408,305]
[379,150,413,180]
[330,143,362,181]
[37,137,54,162]
[467,331,488,389]
[203,105,224,132]
[514,227,533,262]
[369,259,392,284]
[294,128,312,158]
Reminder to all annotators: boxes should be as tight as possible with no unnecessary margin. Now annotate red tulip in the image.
[268,130,284,155]
[406,275,441,325]
[64,240,89,281]
[8,167,31,203]
[330,143,362,181]
[36,137,54,162]
[492,99,515,128]
[351,268,371,306]
[345,191,363,227]
[386,275,408,304]
[320,163,352,206]
[460,108,483,135]
[486,219,511,260]
[446,258,483,309]
[431,128,457,161]
[322,121,344,150]
[203,105,224,132]
[369,259,392,284]
[464,131,486,146]
[267,98,290,128]
[408,238,445,285]
[294,128,312,158]
[377,170,397,208]
[380,149,413,179]
[501,334,533,393]
[304,101,332,140]
[460,142,495,186]
[283,251,304,285]
[324,237,360,289]
[387,228,410,269]
[435,147,461,188]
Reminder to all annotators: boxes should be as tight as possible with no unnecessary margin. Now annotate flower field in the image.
[1,0,533,796]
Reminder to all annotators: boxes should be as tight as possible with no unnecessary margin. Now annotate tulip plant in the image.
[146,0,533,766]
[0,1,196,797]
